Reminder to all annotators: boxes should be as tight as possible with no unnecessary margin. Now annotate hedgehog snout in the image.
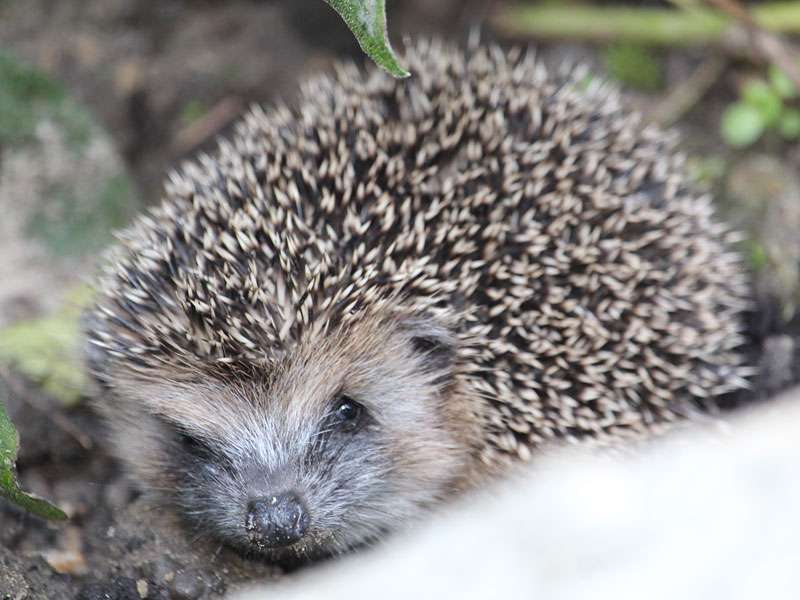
[245,491,310,548]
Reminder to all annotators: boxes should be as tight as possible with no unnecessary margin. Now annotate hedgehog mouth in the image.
[241,529,337,565]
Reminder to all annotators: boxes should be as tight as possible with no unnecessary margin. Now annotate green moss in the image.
[26,175,137,258]
[0,52,64,103]
[0,51,63,144]
[0,51,92,152]
[0,286,94,407]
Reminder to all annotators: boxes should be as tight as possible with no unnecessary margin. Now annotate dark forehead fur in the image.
[87,39,749,467]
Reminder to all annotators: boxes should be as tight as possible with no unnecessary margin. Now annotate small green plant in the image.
[1,398,67,521]
[721,65,800,148]
[605,43,664,92]
[323,0,409,78]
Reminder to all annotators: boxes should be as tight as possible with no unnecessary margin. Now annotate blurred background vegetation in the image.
[6,0,800,398]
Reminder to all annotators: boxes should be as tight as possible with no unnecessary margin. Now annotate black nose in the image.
[246,492,310,548]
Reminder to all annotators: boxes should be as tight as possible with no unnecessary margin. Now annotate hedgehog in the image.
[84,39,750,563]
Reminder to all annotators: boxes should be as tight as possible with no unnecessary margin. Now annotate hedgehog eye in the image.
[332,395,364,430]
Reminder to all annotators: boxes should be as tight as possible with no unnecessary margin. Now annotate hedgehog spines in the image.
[88,39,749,471]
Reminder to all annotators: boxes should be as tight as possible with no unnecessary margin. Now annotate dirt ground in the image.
[2,1,800,599]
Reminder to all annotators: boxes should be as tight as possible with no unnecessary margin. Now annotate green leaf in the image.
[721,102,766,148]
[742,79,782,126]
[779,108,800,139]
[0,399,68,520]
[323,0,410,78]
[768,65,797,99]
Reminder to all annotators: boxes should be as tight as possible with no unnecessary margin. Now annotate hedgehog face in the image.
[104,315,474,563]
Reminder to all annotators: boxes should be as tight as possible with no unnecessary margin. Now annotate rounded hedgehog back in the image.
[87,39,749,473]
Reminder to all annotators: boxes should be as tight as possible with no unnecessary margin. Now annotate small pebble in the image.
[43,526,87,575]
[169,569,207,600]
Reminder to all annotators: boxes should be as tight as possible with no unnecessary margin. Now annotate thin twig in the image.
[652,54,728,126]
[706,0,800,90]
[173,97,244,156]
[493,3,800,46]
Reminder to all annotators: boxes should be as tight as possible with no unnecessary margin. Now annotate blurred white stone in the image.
[234,392,800,600]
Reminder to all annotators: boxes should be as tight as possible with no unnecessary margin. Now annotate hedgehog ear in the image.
[403,318,457,372]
